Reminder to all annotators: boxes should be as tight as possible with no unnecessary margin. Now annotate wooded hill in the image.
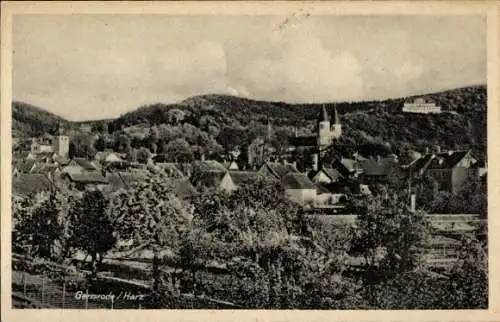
[12,85,486,162]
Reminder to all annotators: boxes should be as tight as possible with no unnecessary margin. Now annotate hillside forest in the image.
[12,85,486,165]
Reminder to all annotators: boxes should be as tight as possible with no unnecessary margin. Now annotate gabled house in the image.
[357,156,400,185]
[258,162,299,181]
[406,150,477,193]
[281,172,317,205]
[223,160,239,171]
[61,158,99,174]
[60,171,108,191]
[308,167,344,184]
[95,151,125,165]
[104,170,149,191]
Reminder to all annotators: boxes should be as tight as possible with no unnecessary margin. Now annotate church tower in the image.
[317,105,332,149]
[331,106,342,139]
[53,123,69,159]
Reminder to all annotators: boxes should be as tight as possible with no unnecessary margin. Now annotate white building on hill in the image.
[402,98,441,114]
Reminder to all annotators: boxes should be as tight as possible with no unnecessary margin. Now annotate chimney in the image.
[201,153,205,161]
[410,194,416,213]
[377,155,381,163]
[312,154,319,171]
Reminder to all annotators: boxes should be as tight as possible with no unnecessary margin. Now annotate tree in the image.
[167,108,186,125]
[69,190,116,277]
[115,134,132,154]
[447,236,488,308]
[136,147,152,164]
[69,133,97,159]
[349,190,430,305]
[14,193,63,260]
[108,176,193,305]
[94,135,106,152]
[165,138,192,162]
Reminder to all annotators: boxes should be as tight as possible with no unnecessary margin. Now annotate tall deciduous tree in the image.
[349,191,430,280]
[14,193,62,259]
[108,176,193,305]
[70,190,116,277]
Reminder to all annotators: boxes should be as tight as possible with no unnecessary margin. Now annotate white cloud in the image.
[243,36,363,102]
[395,60,424,82]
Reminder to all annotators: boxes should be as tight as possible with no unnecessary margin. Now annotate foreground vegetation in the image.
[12,173,487,309]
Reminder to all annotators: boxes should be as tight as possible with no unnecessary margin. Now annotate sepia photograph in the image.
[1,1,498,319]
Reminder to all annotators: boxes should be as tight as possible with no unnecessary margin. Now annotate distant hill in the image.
[106,85,486,160]
[12,101,70,138]
[12,85,487,162]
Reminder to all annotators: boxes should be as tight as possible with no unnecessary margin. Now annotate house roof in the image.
[315,182,331,194]
[95,151,124,162]
[408,150,472,174]
[262,162,299,179]
[322,168,343,181]
[282,173,317,190]
[331,158,354,178]
[33,151,55,159]
[54,156,71,166]
[12,174,54,196]
[64,171,108,184]
[191,170,228,188]
[340,158,356,172]
[70,158,99,171]
[15,159,37,173]
[119,170,149,187]
[426,151,471,170]
[228,171,261,186]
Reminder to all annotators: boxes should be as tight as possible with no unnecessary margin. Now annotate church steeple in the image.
[331,105,342,139]
[266,115,272,142]
[333,106,340,124]
[317,104,332,148]
[320,104,329,123]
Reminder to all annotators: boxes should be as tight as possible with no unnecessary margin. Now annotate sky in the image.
[12,14,486,121]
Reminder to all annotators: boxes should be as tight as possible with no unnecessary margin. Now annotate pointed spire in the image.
[333,105,340,124]
[320,104,329,123]
[267,115,272,142]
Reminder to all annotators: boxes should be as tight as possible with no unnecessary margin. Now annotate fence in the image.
[12,270,146,309]
[12,254,240,309]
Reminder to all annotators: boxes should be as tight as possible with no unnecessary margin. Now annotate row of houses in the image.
[13,139,486,209]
